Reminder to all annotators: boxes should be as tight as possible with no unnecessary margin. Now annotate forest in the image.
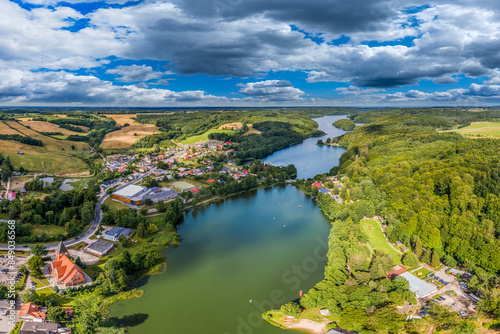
[332,119,356,131]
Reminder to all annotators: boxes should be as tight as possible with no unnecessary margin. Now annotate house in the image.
[401,246,409,252]
[189,187,201,194]
[387,265,407,279]
[448,268,466,276]
[312,182,321,188]
[19,187,27,196]
[86,239,114,257]
[17,151,24,155]
[206,179,215,184]
[395,241,403,246]
[221,167,230,173]
[104,227,133,242]
[7,191,16,201]
[318,188,331,194]
[19,322,61,333]
[49,242,86,287]
[18,303,46,322]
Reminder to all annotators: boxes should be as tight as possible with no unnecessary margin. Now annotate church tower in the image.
[55,241,68,260]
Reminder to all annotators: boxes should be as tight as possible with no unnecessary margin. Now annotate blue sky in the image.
[2,0,500,106]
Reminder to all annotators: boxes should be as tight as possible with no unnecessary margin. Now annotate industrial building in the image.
[111,184,178,205]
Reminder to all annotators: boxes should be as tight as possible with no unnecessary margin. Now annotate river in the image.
[108,116,349,334]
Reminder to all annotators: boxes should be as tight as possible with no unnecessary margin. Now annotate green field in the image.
[172,181,197,191]
[103,196,130,212]
[180,129,236,145]
[359,219,401,264]
[451,122,500,137]
[32,224,67,237]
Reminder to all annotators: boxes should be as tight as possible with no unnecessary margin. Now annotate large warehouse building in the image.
[112,184,178,205]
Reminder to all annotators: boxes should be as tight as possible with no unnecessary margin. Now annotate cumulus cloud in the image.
[237,80,304,101]
[3,0,500,105]
[106,65,170,82]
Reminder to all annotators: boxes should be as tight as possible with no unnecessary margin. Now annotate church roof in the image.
[56,241,68,254]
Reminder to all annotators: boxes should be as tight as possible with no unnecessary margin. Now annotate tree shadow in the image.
[107,313,149,328]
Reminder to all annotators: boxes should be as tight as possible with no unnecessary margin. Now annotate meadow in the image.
[451,122,500,137]
[180,129,236,144]
[0,121,90,174]
[359,219,402,264]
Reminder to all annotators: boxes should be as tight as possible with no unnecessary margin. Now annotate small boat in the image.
[298,205,302,207]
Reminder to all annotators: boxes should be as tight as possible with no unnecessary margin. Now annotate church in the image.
[49,241,86,287]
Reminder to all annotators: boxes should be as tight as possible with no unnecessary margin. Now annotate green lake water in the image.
[109,185,332,334]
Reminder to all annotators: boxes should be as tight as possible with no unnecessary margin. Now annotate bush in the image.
[280,302,301,317]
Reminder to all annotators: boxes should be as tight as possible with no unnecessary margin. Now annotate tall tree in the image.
[31,244,48,257]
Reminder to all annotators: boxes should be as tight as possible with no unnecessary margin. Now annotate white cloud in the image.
[106,65,171,82]
[238,80,304,101]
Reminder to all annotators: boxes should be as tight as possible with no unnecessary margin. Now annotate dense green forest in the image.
[330,114,500,273]
[333,119,356,131]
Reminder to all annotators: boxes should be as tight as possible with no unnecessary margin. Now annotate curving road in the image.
[0,168,155,251]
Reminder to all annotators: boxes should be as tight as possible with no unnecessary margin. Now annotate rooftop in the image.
[398,272,437,298]
[88,239,114,253]
[113,184,146,198]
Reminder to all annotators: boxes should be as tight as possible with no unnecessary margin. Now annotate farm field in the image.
[450,122,500,137]
[359,219,402,265]
[0,121,90,174]
[103,114,140,126]
[0,121,24,135]
[180,129,236,144]
[218,122,242,130]
[101,124,159,150]
[20,120,85,136]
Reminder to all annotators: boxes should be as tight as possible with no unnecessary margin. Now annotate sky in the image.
[2,0,500,107]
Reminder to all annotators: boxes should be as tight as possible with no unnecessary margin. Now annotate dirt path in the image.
[374,219,402,255]
[425,324,435,334]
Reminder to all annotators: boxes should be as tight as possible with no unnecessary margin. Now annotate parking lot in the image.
[0,255,28,287]
[416,267,477,318]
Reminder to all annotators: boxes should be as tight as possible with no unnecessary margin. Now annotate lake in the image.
[262,115,350,179]
[109,116,349,334]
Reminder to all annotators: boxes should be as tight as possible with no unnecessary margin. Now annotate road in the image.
[1,146,189,251]
[0,168,155,251]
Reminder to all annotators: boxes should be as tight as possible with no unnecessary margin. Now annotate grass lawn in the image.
[180,129,236,145]
[413,267,431,279]
[360,219,401,265]
[32,276,50,286]
[103,196,130,212]
[67,241,87,251]
[37,287,73,306]
[32,225,67,237]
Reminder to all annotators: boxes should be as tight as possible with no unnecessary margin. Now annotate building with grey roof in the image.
[398,271,437,298]
[86,239,114,257]
[104,227,133,242]
[112,184,178,205]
